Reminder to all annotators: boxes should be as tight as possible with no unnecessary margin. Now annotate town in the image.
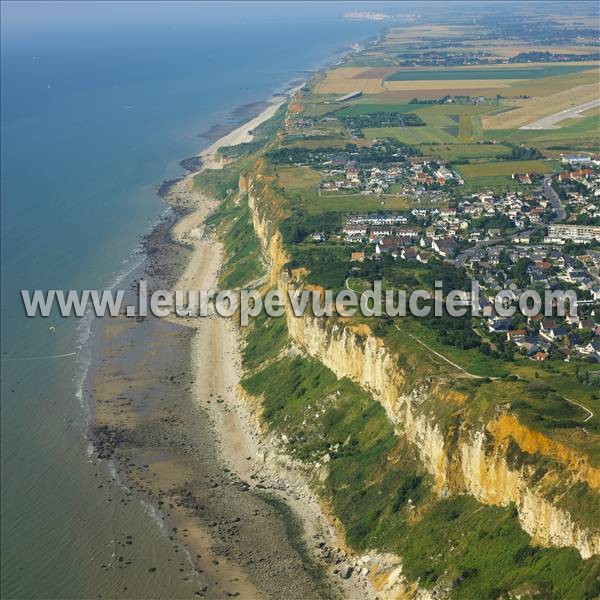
[273,140,600,362]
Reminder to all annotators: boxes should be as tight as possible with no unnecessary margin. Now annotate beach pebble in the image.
[339,564,353,579]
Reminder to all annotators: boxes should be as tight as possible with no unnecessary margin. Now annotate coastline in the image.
[198,97,286,170]
[2,17,397,600]
[88,96,375,598]
[157,95,289,197]
[163,97,381,597]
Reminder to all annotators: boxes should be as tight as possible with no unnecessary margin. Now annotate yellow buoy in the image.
[49,326,56,333]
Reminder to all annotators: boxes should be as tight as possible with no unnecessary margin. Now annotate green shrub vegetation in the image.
[242,350,600,599]
[191,35,600,593]
[201,162,263,288]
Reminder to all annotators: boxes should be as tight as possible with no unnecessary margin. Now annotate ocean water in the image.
[0,3,383,597]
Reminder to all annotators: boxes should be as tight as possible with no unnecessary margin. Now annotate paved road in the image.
[454,226,536,268]
[542,175,566,223]
[520,98,600,130]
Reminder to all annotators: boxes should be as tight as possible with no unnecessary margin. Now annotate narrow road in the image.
[454,237,503,268]
[453,227,535,268]
[542,175,566,223]
[454,176,559,269]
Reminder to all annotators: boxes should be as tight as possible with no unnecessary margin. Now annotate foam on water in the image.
[1,10,383,596]
[74,206,172,429]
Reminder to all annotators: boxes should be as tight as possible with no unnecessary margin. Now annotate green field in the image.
[483,113,600,153]
[307,193,414,214]
[419,142,512,160]
[458,115,473,140]
[418,104,502,116]
[385,65,595,81]
[455,159,559,191]
[363,125,457,144]
[333,103,419,116]
[421,112,461,128]
[461,176,528,192]
[457,158,559,177]
[359,102,510,146]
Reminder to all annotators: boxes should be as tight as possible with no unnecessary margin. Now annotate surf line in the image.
[1,352,77,361]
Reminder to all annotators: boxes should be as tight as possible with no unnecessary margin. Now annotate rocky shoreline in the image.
[86,92,387,598]
[85,175,344,598]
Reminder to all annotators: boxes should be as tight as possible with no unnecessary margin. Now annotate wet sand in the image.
[88,99,377,598]
[89,172,339,598]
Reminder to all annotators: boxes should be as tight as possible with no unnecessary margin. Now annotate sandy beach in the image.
[88,96,379,598]
[162,101,378,597]
[199,99,285,170]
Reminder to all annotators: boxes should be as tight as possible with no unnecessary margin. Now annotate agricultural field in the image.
[482,81,600,129]
[457,159,559,178]
[418,142,513,161]
[332,103,418,116]
[313,71,595,187]
[363,125,457,144]
[385,64,593,81]
[297,18,598,194]
[482,113,600,154]
[357,102,505,147]
[306,194,416,214]
[456,159,559,191]
[315,19,600,129]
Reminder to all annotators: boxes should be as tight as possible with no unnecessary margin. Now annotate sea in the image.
[0,2,384,598]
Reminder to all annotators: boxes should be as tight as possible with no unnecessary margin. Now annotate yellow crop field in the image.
[501,68,599,98]
[458,116,473,141]
[314,67,385,94]
[385,79,518,91]
[321,67,368,80]
[315,78,385,95]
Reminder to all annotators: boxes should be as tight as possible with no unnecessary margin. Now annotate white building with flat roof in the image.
[548,224,600,243]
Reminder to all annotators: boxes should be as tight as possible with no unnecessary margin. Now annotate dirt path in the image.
[564,396,594,423]
[398,327,489,379]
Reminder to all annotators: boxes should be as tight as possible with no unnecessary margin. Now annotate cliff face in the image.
[285,313,600,558]
[245,172,287,287]
[245,176,600,560]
